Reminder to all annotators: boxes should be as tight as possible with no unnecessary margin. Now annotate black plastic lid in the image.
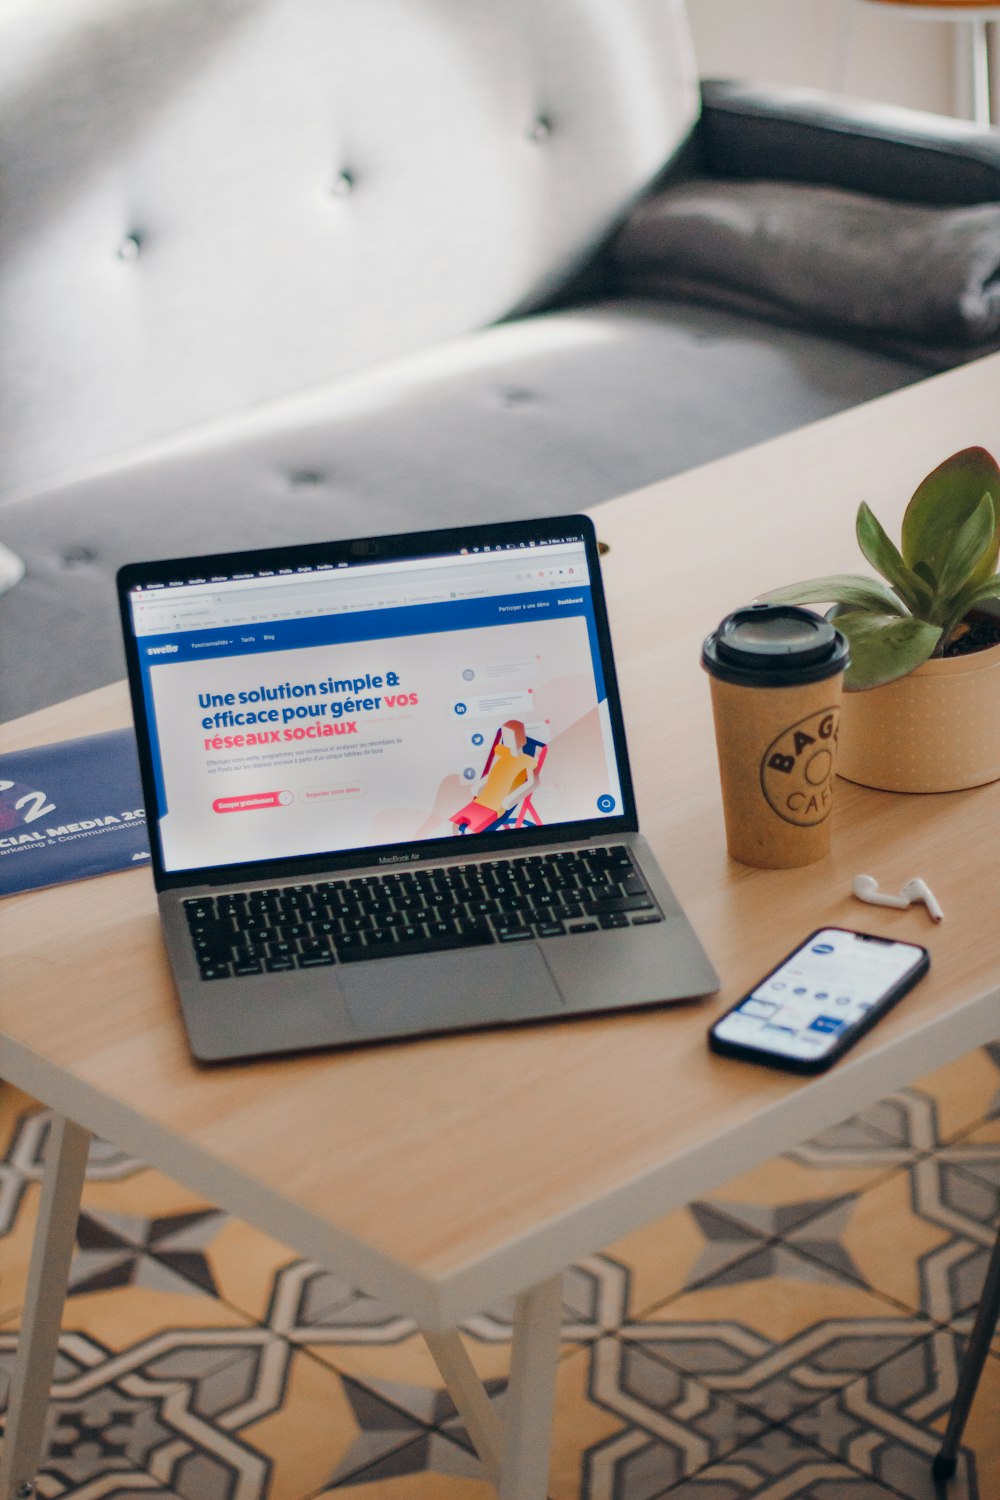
[702,604,849,687]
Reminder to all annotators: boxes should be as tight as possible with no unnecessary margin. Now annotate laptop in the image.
[117,515,719,1062]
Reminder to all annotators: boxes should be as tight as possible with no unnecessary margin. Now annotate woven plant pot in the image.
[837,637,1000,793]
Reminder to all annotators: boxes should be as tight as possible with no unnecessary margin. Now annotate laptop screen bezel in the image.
[117,514,639,892]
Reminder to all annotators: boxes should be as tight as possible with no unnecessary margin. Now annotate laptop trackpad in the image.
[341,946,564,1037]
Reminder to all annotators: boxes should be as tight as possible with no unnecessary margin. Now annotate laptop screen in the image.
[121,519,635,881]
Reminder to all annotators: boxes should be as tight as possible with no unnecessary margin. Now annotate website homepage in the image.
[129,540,625,874]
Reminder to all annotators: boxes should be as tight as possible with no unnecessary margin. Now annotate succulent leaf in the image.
[901,447,1000,588]
[937,573,1000,641]
[932,491,997,612]
[834,610,942,691]
[756,576,907,615]
[761,447,999,688]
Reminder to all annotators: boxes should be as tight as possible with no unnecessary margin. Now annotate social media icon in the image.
[454,702,467,716]
[811,943,835,955]
[463,766,476,781]
[462,668,475,681]
[596,794,616,813]
[471,732,485,747]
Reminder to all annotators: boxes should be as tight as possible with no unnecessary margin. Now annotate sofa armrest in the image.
[697,79,1000,206]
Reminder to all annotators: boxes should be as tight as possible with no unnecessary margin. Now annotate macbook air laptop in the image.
[117,515,719,1062]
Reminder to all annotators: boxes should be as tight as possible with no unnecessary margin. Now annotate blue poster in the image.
[0,728,149,897]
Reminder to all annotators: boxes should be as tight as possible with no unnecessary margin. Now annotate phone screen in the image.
[711,927,928,1067]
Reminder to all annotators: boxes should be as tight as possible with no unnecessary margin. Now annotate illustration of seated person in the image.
[450,719,547,835]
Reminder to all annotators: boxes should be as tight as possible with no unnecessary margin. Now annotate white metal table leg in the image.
[422,1274,562,1500]
[0,1114,90,1500]
[422,1327,503,1484]
[497,1275,562,1500]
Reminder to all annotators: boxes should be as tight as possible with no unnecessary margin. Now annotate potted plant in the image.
[759,446,1000,793]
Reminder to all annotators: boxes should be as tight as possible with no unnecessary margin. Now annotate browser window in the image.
[126,538,624,874]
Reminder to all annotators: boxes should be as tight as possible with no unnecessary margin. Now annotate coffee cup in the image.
[701,604,850,868]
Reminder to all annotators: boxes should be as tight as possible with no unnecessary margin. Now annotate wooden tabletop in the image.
[2,354,999,1329]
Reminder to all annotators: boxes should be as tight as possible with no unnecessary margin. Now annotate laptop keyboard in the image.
[183,845,663,981]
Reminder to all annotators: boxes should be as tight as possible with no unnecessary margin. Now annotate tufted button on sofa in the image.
[2,0,999,719]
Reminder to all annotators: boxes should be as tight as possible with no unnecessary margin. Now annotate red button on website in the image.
[212,791,293,813]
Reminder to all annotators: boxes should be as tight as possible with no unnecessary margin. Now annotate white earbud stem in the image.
[900,879,944,922]
[851,875,910,909]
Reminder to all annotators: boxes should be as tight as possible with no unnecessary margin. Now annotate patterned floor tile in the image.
[297,1212,769,1426]
[599,1205,769,1322]
[319,1429,494,1496]
[784,1155,999,1325]
[0,1232,429,1500]
[696,1154,908,1242]
[935,1118,1000,1195]
[893,1043,1000,1149]
[641,1426,918,1499]
[543,1337,766,1500]
[620,1241,933,1423]
[789,1330,1000,1500]
[0,1093,146,1319]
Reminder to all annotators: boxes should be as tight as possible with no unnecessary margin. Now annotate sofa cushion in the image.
[0,0,699,497]
[0,298,922,719]
[612,180,1000,368]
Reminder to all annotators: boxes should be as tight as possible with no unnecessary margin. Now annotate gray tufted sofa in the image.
[2,0,1000,720]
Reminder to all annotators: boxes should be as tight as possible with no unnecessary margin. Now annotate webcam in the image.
[350,539,380,557]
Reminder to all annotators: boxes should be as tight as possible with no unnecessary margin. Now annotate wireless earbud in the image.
[851,874,943,921]
[900,878,944,922]
[852,875,910,909]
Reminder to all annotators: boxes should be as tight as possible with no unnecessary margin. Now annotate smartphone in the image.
[708,927,930,1074]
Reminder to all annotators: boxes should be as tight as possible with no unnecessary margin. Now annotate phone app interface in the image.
[714,928,924,1061]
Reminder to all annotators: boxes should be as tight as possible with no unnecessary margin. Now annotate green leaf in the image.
[834,610,942,690]
[933,491,997,611]
[855,504,932,615]
[756,576,908,615]
[935,572,1000,641]
[901,447,1000,589]
[968,576,1000,604]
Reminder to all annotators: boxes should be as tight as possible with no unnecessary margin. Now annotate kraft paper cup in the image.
[702,605,850,869]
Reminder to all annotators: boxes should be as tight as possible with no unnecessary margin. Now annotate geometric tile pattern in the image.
[0,1045,995,1500]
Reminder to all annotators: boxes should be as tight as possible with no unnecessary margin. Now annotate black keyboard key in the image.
[339,921,493,964]
[534,921,566,938]
[582,894,655,916]
[568,921,599,934]
[265,956,296,972]
[184,904,215,925]
[240,925,274,945]
[335,932,366,955]
[599,912,629,930]
[499,929,534,942]
[298,952,336,968]
[192,933,233,958]
[467,897,502,917]
[268,940,298,959]
[198,963,231,981]
[492,913,529,935]
[631,913,664,926]
[299,938,335,960]
[232,958,264,976]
